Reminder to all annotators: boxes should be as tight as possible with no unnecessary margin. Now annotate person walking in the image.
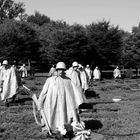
[48,65,56,76]
[113,66,121,79]
[85,64,92,82]
[0,62,2,71]
[78,64,89,93]
[66,61,82,92]
[93,66,101,81]
[19,64,28,78]
[0,60,19,105]
[38,62,84,135]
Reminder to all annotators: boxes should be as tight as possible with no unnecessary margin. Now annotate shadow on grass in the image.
[79,103,95,110]
[84,119,103,130]
[15,98,32,102]
[0,127,5,133]
[85,89,100,98]
[8,98,32,106]
[79,102,119,113]
[79,103,97,113]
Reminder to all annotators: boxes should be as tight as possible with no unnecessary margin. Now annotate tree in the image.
[27,11,51,26]
[38,21,71,65]
[86,20,123,68]
[0,19,40,63]
[121,25,140,68]
[38,21,89,66]
[0,0,25,22]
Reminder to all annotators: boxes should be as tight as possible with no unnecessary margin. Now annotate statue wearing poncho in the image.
[0,66,19,102]
[38,62,84,134]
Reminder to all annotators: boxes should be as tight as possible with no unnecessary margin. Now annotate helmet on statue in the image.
[2,60,8,65]
[56,62,66,70]
[72,61,79,67]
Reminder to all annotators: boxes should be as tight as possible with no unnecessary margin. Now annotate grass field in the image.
[1,76,140,140]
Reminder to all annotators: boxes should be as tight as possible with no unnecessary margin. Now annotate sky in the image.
[15,0,140,31]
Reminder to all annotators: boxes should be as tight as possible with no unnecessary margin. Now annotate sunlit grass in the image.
[1,77,140,139]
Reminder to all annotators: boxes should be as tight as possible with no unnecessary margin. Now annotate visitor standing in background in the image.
[113,66,121,79]
[19,64,28,78]
[93,66,101,81]
[48,64,56,76]
[85,64,92,82]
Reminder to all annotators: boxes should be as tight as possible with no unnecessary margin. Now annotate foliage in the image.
[0,0,138,69]
[27,11,51,26]
[38,22,89,66]
[0,19,40,63]
[121,25,140,68]
[86,20,123,68]
[0,0,25,22]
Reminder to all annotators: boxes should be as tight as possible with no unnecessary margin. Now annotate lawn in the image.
[1,76,140,140]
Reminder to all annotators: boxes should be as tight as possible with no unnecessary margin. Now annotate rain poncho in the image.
[113,68,121,78]
[66,67,73,77]
[67,69,82,92]
[93,68,101,80]
[79,70,89,92]
[0,67,19,101]
[38,75,84,133]
[19,65,27,77]
[48,67,56,76]
[85,68,92,81]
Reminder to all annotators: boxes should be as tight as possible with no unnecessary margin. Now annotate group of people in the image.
[41,61,105,135]
[49,63,122,81]
[38,62,86,134]
[0,60,30,105]
[43,62,122,135]
[49,63,102,82]
[0,60,89,136]
[0,59,122,137]
[40,61,93,135]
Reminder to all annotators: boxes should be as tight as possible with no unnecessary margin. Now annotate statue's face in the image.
[57,69,65,77]
[3,64,8,69]
[73,66,78,70]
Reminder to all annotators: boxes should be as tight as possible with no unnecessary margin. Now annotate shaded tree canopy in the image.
[121,25,140,68]
[1,0,140,71]
[86,20,123,68]
[38,21,89,66]
[0,19,40,63]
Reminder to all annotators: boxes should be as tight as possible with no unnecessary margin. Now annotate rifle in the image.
[23,85,52,136]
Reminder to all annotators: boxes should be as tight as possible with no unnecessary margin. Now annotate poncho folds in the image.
[0,67,19,102]
[38,75,84,133]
